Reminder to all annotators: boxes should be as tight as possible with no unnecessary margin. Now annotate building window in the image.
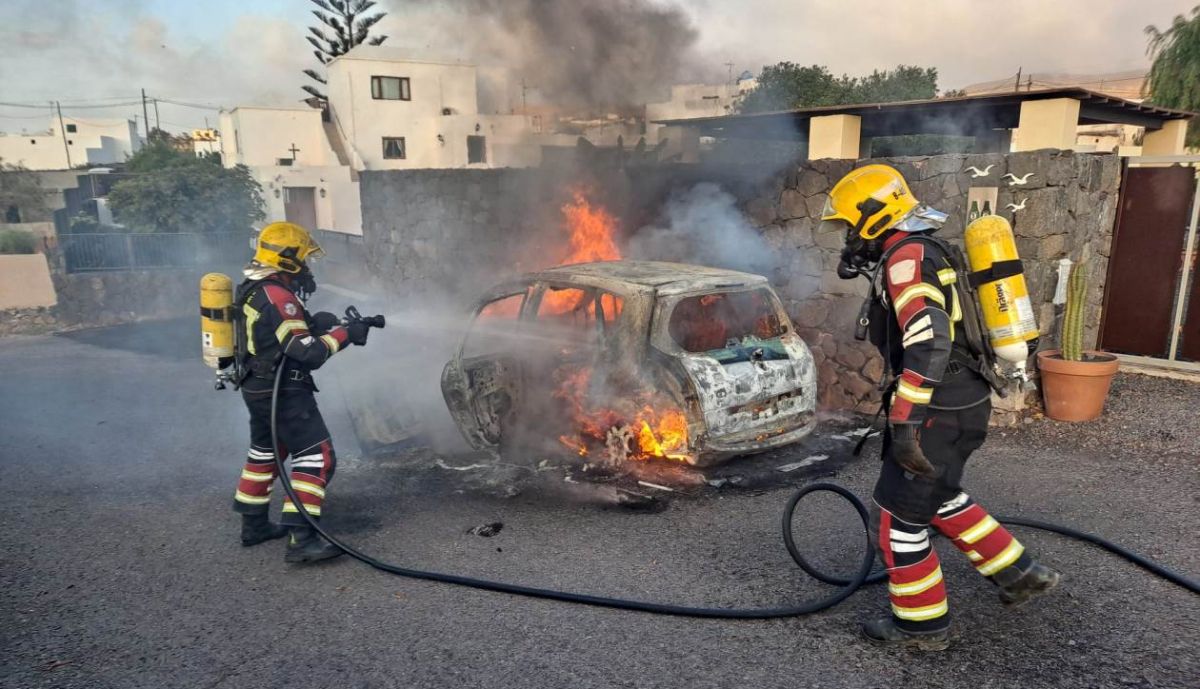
[66,124,77,133]
[371,76,411,101]
[467,135,487,164]
[382,137,407,159]
[276,158,294,166]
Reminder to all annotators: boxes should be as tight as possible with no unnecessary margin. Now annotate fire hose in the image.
[268,355,1200,618]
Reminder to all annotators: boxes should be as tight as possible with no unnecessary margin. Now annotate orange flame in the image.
[554,366,690,464]
[559,189,622,265]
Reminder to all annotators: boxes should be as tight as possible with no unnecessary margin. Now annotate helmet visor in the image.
[893,205,948,232]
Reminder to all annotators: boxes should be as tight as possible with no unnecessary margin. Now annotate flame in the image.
[559,189,622,265]
[553,366,690,464]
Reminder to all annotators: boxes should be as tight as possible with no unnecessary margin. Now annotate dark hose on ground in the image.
[269,365,1200,617]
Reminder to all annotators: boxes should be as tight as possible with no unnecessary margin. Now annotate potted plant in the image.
[1036,263,1120,421]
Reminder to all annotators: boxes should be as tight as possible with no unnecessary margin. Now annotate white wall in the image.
[250,164,362,236]
[218,107,334,168]
[326,47,540,169]
[0,117,140,170]
[645,83,752,144]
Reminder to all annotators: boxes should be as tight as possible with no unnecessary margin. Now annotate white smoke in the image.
[627,183,778,275]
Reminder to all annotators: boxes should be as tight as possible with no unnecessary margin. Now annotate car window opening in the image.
[669,289,789,363]
[538,287,623,336]
[465,293,525,359]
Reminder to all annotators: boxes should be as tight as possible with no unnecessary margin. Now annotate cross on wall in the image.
[287,143,300,162]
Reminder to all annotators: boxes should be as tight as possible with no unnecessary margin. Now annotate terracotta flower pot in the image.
[1036,349,1120,422]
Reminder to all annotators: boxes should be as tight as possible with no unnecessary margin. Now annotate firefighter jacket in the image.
[237,275,350,394]
[876,233,991,424]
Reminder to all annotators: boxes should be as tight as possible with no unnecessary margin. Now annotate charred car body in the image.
[441,260,817,467]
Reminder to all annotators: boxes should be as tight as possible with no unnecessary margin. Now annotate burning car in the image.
[440,260,817,467]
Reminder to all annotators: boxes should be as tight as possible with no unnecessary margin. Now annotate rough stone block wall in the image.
[357,151,1121,418]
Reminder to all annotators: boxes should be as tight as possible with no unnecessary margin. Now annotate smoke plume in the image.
[386,0,701,108]
[628,183,778,275]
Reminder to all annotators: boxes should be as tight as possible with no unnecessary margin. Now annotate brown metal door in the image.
[1100,166,1196,358]
[283,187,318,230]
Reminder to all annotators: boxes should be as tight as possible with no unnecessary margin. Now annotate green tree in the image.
[0,158,48,223]
[303,0,388,104]
[107,142,264,234]
[737,63,939,113]
[1146,6,1200,147]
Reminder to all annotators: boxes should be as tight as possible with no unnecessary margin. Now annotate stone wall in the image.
[358,150,1121,418]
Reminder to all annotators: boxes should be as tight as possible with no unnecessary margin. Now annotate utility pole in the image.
[1014,67,1022,93]
[141,88,151,142]
[55,101,72,169]
[1026,75,1033,92]
[724,61,735,84]
[153,99,160,132]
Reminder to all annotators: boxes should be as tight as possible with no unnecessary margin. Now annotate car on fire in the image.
[440,260,817,467]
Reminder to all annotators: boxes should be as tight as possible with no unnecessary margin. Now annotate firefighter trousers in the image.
[233,389,337,526]
[870,398,1032,633]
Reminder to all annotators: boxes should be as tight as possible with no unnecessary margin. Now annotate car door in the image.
[440,283,530,451]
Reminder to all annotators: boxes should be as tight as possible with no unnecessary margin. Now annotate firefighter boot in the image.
[284,526,344,564]
[861,618,951,652]
[241,513,288,547]
[997,562,1061,607]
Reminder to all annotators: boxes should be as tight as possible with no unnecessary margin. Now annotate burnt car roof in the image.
[528,260,769,296]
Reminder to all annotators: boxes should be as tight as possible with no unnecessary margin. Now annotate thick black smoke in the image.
[388,0,700,108]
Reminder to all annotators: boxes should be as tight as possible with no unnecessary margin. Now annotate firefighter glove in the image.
[347,320,371,346]
[890,423,936,478]
[309,311,340,334]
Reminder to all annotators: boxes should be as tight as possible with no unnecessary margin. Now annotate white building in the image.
[0,117,142,170]
[217,106,362,236]
[645,78,758,144]
[323,47,540,169]
[215,46,551,236]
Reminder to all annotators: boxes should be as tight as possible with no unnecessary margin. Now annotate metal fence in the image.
[60,232,251,273]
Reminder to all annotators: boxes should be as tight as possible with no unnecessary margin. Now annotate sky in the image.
[0,0,1194,134]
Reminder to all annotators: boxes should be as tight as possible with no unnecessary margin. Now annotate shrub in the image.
[0,229,38,254]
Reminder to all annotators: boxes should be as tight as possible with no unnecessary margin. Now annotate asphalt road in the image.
[1,320,1197,689]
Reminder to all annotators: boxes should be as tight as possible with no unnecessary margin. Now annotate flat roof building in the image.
[654,88,1193,160]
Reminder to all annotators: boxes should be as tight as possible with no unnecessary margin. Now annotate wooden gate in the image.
[1100,159,1200,363]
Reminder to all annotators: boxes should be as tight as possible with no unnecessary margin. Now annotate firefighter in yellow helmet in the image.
[823,165,1060,650]
[230,222,371,563]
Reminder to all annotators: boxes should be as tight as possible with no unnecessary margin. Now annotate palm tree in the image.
[303,0,388,104]
[1145,5,1200,146]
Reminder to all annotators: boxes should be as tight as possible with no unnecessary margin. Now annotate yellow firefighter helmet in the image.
[823,164,926,240]
[253,221,324,274]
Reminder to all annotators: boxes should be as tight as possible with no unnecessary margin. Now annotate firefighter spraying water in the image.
[200,221,384,563]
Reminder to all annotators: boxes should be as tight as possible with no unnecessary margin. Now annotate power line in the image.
[0,100,143,109]
[153,97,225,111]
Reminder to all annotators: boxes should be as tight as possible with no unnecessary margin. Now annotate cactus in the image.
[1060,263,1087,361]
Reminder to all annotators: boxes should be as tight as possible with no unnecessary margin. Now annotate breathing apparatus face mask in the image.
[293,263,317,301]
[835,224,883,279]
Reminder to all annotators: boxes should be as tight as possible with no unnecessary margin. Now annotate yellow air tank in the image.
[200,273,234,369]
[964,216,1038,378]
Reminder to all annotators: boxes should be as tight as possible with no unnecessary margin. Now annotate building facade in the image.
[0,117,142,170]
[324,47,541,170]
[217,106,362,236]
